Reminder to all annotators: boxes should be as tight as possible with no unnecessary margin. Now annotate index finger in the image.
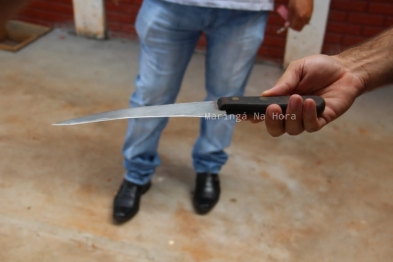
[262,59,305,97]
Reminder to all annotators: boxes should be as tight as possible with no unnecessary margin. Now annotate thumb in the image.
[261,60,303,96]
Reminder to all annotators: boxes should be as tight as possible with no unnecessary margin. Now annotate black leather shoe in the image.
[192,173,220,215]
[113,179,151,224]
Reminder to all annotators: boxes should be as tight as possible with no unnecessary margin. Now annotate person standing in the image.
[113,0,314,223]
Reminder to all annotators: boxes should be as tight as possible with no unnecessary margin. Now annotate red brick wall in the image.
[14,0,393,63]
[16,0,74,27]
[106,0,139,38]
[323,0,393,55]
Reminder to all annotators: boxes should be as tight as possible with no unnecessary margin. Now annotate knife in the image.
[53,96,325,126]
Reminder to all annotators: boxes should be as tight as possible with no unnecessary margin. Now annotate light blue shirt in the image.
[162,0,274,11]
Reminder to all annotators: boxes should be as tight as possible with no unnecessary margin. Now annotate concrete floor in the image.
[1,29,393,262]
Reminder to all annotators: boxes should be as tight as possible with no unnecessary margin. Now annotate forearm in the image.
[334,26,393,94]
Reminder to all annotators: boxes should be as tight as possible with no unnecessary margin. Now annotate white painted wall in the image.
[72,0,106,39]
[283,0,331,68]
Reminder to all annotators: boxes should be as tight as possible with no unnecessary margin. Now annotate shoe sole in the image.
[192,197,219,215]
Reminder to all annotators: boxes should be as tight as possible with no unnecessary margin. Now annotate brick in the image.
[122,24,137,35]
[262,36,286,47]
[264,25,285,35]
[31,1,71,9]
[267,14,287,25]
[347,13,384,26]
[264,47,284,57]
[20,9,72,22]
[257,47,270,56]
[385,17,393,26]
[105,2,121,11]
[368,3,393,15]
[326,21,362,34]
[28,1,73,15]
[323,32,342,43]
[106,3,140,14]
[133,0,143,5]
[257,51,281,62]
[15,16,49,26]
[18,0,74,23]
[363,26,385,37]
[342,35,367,46]
[328,10,347,21]
[197,35,207,47]
[107,22,122,31]
[330,0,367,12]
[106,12,136,24]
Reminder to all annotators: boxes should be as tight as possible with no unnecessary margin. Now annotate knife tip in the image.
[52,121,72,126]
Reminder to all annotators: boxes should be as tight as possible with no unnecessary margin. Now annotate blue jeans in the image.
[123,0,269,185]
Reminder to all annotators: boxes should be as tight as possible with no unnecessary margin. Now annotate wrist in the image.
[332,54,368,96]
[333,27,393,93]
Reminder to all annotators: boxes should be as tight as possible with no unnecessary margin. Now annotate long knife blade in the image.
[53,96,326,126]
[53,101,225,126]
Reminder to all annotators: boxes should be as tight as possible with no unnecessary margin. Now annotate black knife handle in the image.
[217,96,325,115]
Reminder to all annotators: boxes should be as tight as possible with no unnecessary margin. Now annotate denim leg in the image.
[192,10,270,173]
[123,0,202,185]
